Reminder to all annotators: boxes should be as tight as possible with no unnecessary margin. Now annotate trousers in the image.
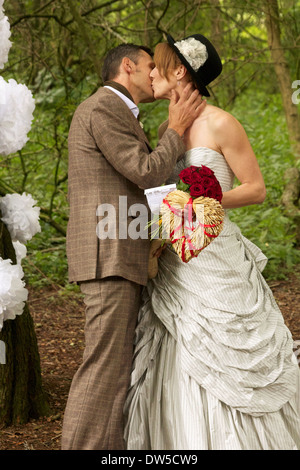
[61,276,142,450]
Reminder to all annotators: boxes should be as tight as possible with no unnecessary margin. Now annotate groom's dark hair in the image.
[102,43,153,82]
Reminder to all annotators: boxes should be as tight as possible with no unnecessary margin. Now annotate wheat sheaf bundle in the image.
[161,190,224,263]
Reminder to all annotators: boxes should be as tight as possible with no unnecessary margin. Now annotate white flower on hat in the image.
[174,37,208,71]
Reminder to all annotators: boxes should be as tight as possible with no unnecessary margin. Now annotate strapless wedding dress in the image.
[124,147,300,450]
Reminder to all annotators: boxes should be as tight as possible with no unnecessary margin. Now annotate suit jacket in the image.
[66,87,185,286]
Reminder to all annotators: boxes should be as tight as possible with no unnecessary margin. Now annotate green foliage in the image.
[228,90,300,279]
[176,180,190,192]
[22,226,68,288]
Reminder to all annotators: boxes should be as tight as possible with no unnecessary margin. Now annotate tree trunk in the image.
[0,217,50,427]
[65,0,103,81]
[264,0,300,240]
[264,0,300,157]
[210,0,223,56]
[281,167,300,240]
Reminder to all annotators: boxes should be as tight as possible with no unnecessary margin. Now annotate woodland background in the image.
[0,0,300,284]
[0,0,299,450]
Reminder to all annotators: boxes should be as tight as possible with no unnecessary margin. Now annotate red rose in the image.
[199,165,214,177]
[190,171,202,184]
[201,176,215,189]
[179,166,199,184]
[190,166,199,172]
[179,168,193,184]
[190,183,205,198]
[205,188,216,199]
[215,187,223,202]
[205,184,223,202]
[178,165,222,201]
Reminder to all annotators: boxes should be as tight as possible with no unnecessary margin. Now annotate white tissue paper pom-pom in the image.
[0,14,12,69]
[0,77,35,155]
[0,192,41,244]
[12,240,27,265]
[0,257,28,330]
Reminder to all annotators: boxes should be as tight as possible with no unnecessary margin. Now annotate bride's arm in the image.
[214,113,266,209]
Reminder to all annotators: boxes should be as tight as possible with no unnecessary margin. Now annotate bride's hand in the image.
[154,243,167,258]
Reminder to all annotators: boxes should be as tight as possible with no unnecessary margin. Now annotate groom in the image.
[61,43,204,450]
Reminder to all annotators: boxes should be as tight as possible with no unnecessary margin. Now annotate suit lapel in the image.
[134,116,153,151]
[102,87,153,152]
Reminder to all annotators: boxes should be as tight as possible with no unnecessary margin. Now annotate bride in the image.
[124,33,300,450]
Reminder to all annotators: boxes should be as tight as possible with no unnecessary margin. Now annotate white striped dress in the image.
[124,147,300,450]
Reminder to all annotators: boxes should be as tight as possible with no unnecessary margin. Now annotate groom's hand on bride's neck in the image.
[168,83,206,137]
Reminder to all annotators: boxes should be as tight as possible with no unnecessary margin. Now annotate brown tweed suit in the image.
[66,87,184,286]
[61,86,185,450]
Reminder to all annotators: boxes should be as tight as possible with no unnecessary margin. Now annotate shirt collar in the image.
[104,85,139,119]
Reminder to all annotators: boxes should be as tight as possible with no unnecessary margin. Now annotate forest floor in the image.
[0,272,299,451]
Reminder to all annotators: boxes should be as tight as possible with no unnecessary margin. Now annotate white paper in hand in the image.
[144,184,176,214]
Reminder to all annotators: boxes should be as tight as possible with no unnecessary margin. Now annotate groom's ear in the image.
[122,57,135,75]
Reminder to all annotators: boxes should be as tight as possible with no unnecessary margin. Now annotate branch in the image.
[32,0,57,15]
[65,0,103,79]
[11,14,69,28]
[81,0,122,17]
[39,211,66,236]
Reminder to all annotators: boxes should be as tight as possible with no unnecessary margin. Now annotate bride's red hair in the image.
[154,43,194,86]
[153,43,182,80]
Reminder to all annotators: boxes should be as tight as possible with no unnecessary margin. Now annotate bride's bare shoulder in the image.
[201,104,243,135]
[204,104,237,123]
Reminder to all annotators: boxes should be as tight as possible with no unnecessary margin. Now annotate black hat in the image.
[167,34,222,97]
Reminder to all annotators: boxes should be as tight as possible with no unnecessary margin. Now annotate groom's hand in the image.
[168,83,206,136]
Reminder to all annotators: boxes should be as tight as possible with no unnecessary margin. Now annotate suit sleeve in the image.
[90,100,185,189]
[158,120,169,139]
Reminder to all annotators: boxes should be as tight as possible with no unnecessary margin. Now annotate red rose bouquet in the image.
[146,165,224,278]
[177,165,223,201]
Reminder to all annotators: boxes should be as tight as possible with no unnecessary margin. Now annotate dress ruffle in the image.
[127,230,298,417]
[124,148,300,450]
